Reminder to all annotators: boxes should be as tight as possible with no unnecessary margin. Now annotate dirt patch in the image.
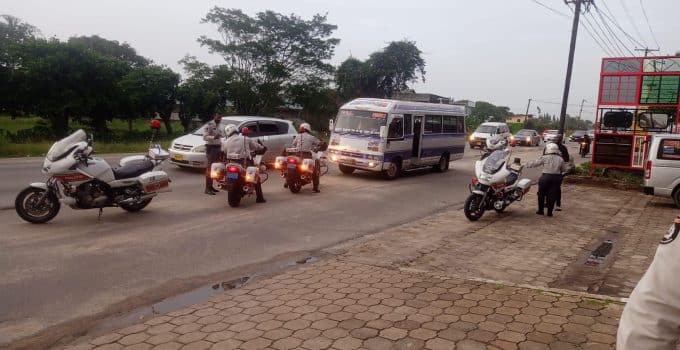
[564,175,643,192]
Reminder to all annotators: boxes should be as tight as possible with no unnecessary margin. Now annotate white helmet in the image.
[224,124,238,137]
[299,122,311,133]
[485,135,507,151]
[545,143,560,155]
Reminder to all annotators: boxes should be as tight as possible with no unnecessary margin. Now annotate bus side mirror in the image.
[380,126,387,139]
[329,119,334,131]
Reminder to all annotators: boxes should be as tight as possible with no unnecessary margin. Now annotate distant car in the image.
[542,129,559,143]
[587,129,595,139]
[510,129,541,146]
[469,122,512,149]
[169,116,297,168]
[569,130,587,142]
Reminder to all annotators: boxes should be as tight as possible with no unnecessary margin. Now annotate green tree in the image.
[335,40,425,100]
[120,65,180,134]
[288,76,338,132]
[0,15,40,115]
[68,35,149,67]
[176,55,232,130]
[198,7,339,115]
[466,101,513,131]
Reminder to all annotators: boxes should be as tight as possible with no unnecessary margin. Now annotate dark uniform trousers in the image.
[537,173,562,215]
[205,145,222,190]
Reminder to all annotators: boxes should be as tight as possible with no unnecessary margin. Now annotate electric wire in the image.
[585,10,625,56]
[576,7,616,56]
[638,0,661,49]
[592,5,634,56]
[530,0,570,18]
[598,1,646,49]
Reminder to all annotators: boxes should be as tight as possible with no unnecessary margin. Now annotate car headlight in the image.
[192,145,206,153]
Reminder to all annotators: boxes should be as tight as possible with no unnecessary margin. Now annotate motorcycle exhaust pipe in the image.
[118,194,155,206]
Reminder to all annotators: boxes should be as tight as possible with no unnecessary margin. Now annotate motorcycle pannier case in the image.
[139,171,171,194]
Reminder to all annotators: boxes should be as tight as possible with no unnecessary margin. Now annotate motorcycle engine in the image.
[76,182,110,208]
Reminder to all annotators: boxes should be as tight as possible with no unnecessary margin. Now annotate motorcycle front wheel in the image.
[464,194,485,221]
[15,187,61,224]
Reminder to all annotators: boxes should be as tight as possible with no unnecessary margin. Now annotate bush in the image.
[573,161,643,184]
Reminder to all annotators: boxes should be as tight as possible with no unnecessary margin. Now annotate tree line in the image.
[0,10,429,140]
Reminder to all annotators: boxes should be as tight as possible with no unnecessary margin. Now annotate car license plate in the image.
[343,158,355,165]
[287,163,296,169]
[227,172,238,180]
[173,153,183,161]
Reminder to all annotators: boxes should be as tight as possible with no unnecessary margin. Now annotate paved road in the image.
[0,144,580,345]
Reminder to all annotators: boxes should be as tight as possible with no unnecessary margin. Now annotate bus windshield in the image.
[334,109,387,135]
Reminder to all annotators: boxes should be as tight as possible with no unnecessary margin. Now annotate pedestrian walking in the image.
[203,113,222,195]
[526,143,569,217]
[617,215,680,349]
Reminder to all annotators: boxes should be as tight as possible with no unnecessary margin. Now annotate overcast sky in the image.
[4,0,679,120]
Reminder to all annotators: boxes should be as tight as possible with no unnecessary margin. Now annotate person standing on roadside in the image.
[544,134,570,211]
[202,113,222,195]
[617,215,680,349]
[526,143,569,217]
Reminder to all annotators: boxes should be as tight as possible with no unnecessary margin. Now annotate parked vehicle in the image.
[15,129,171,224]
[510,129,541,146]
[327,98,467,180]
[275,146,328,193]
[569,130,587,142]
[211,151,268,207]
[644,134,680,207]
[169,116,296,168]
[542,129,559,142]
[464,141,532,221]
[469,122,511,149]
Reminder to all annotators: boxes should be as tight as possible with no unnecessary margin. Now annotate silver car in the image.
[169,116,297,168]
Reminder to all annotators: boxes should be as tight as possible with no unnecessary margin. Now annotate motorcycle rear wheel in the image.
[464,194,485,221]
[15,187,61,224]
[228,191,242,207]
[119,198,152,212]
[288,181,302,193]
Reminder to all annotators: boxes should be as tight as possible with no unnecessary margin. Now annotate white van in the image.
[468,122,511,149]
[327,98,467,179]
[644,134,680,207]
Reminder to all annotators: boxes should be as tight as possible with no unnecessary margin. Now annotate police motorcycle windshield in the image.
[482,150,509,174]
[46,129,87,162]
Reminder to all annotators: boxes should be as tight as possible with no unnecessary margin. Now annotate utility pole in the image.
[558,0,593,136]
[578,99,586,120]
[523,98,532,127]
[635,48,660,57]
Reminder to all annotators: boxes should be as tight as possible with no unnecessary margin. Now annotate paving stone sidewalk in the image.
[62,185,678,350]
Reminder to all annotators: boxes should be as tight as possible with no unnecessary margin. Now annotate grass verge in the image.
[0,141,173,158]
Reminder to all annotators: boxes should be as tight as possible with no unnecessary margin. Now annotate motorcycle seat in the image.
[113,159,154,180]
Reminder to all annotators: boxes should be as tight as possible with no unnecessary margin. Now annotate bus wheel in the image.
[433,154,449,173]
[383,160,401,180]
[338,164,355,175]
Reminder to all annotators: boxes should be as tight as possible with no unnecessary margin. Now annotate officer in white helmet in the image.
[617,215,680,349]
[293,123,322,193]
[524,143,569,217]
[221,125,267,203]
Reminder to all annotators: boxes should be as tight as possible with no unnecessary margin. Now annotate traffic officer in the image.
[617,215,680,349]
[293,123,322,193]
[202,113,222,195]
[222,125,267,203]
[525,143,569,217]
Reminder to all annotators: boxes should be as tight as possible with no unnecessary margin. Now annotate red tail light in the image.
[227,165,239,173]
[645,160,652,179]
[287,157,297,164]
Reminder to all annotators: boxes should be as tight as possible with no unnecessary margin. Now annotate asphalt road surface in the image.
[0,143,582,346]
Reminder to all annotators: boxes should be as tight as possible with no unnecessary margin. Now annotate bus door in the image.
[411,115,424,163]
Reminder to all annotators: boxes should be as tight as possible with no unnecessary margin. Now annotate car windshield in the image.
[475,125,497,134]
[192,120,240,136]
[572,131,585,136]
[516,130,533,136]
[334,109,387,135]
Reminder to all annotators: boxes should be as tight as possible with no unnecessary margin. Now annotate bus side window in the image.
[404,114,412,135]
[388,118,404,139]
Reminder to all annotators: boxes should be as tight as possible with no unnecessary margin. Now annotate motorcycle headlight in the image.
[469,135,475,141]
[192,145,206,153]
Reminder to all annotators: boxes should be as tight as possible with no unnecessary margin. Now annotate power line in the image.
[585,10,624,56]
[533,99,596,107]
[592,5,634,55]
[598,1,646,49]
[576,6,616,56]
[620,0,649,47]
[530,0,570,18]
[639,0,660,50]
